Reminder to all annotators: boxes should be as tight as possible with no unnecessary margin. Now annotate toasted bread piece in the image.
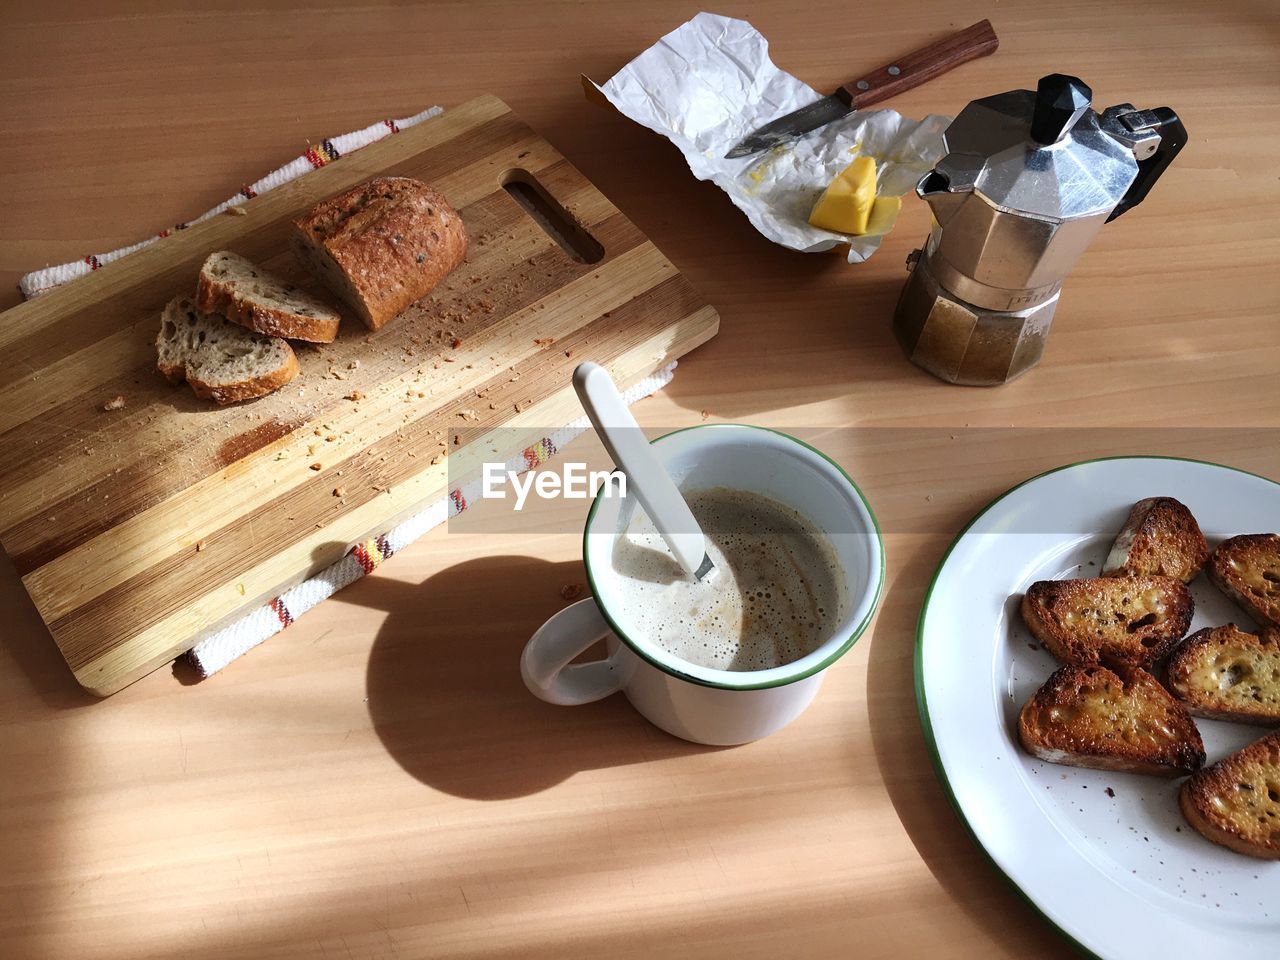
[1209,534,1280,628]
[1168,624,1280,724]
[1180,731,1280,859]
[1102,497,1208,583]
[197,250,340,343]
[156,297,298,404]
[1021,576,1193,667]
[1018,665,1205,776]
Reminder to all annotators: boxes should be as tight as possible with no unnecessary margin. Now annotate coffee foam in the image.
[610,487,847,672]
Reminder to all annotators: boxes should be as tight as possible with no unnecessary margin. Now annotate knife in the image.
[725,20,999,159]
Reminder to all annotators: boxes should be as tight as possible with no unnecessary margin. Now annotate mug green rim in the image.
[581,423,885,691]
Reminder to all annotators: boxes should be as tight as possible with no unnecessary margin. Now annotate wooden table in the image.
[1,2,1276,957]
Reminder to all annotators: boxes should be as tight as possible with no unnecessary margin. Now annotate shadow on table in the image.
[360,553,724,799]
[863,534,1078,959]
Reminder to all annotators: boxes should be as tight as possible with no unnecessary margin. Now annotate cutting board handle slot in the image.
[502,169,604,265]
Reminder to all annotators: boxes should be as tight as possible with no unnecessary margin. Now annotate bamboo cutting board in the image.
[0,95,719,696]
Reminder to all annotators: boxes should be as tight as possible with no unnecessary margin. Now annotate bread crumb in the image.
[459,408,479,421]
[345,390,364,401]
[534,338,555,346]
[223,205,248,217]
[701,410,710,421]
[347,359,360,370]
[430,454,443,465]
[102,395,126,411]
[451,338,462,348]
[325,434,337,442]
[309,462,322,471]
[196,539,208,552]
[333,485,346,497]
[560,583,583,601]
[515,399,532,412]
[237,583,246,596]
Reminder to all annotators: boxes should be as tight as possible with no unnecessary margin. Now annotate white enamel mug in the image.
[520,424,884,745]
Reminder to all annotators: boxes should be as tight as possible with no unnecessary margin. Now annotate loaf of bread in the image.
[291,177,467,330]
[156,297,298,404]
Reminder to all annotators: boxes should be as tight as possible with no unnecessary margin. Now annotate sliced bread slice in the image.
[1180,731,1280,859]
[197,250,340,343]
[1168,624,1280,724]
[1209,534,1280,628]
[1018,664,1205,776]
[156,296,299,405]
[1021,576,1193,667]
[1102,496,1208,583]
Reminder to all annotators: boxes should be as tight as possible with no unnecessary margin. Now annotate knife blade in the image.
[725,20,999,160]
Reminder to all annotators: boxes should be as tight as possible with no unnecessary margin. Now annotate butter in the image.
[864,196,902,236]
[808,156,877,235]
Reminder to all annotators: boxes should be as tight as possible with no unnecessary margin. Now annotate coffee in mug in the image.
[610,487,848,671]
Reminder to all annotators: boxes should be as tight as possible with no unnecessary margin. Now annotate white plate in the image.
[916,457,1280,959]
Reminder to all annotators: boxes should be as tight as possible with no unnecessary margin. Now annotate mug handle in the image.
[521,598,624,705]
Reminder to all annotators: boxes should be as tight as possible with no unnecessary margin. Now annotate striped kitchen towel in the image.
[17,105,680,678]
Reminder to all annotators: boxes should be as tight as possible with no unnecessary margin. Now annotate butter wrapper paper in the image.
[594,12,950,262]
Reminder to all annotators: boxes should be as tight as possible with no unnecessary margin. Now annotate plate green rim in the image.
[583,423,886,691]
[913,454,1280,960]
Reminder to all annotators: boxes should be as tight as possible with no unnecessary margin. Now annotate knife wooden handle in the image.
[836,20,999,110]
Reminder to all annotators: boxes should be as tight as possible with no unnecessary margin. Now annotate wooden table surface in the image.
[1,2,1276,958]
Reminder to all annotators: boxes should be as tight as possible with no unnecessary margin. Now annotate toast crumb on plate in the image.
[1168,624,1280,724]
[1019,664,1205,776]
[1209,534,1280,628]
[1102,496,1208,583]
[1180,731,1280,859]
[1021,576,1193,667]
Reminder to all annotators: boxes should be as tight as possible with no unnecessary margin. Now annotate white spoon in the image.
[573,362,715,581]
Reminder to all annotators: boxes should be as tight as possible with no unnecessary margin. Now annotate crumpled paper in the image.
[595,12,951,262]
